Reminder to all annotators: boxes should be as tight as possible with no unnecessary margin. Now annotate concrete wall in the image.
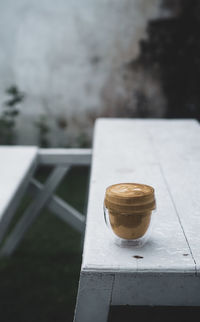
[0,0,162,146]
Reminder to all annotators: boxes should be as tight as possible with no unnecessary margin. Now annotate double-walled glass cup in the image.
[104,183,156,247]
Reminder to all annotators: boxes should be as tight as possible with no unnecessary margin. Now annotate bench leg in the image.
[0,159,37,245]
[0,166,69,256]
[74,272,114,322]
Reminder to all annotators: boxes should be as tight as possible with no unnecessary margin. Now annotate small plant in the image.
[56,116,68,130]
[35,114,50,147]
[0,85,24,145]
[76,132,91,148]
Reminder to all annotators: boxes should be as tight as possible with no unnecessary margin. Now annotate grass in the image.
[0,166,90,322]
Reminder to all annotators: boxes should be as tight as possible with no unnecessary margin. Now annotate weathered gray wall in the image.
[0,0,162,146]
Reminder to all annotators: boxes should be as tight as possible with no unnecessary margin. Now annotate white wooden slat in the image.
[160,162,200,274]
[0,146,38,242]
[82,119,195,273]
[112,272,200,306]
[147,120,200,273]
[38,148,92,165]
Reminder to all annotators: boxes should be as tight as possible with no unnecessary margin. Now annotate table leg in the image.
[74,272,114,322]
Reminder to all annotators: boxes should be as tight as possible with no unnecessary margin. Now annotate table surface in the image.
[82,119,200,274]
[0,146,38,220]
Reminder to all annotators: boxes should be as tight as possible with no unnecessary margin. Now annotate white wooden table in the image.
[74,118,200,322]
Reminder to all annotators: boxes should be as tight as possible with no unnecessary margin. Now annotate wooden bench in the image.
[74,118,200,322]
[0,147,91,255]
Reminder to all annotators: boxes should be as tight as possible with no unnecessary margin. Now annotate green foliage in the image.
[0,85,24,145]
[34,114,50,147]
[76,132,91,148]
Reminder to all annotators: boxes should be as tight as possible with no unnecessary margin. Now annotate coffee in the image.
[104,183,156,240]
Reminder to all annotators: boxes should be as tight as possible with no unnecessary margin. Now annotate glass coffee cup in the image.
[104,183,156,246]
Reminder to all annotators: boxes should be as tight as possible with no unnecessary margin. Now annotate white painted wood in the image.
[1,166,69,256]
[112,272,200,306]
[29,178,85,232]
[74,272,114,322]
[146,120,200,274]
[75,119,200,321]
[0,146,38,243]
[82,119,196,273]
[38,148,92,165]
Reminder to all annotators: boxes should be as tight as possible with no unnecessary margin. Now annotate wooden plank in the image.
[29,179,85,232]
[147,120,200,273]
[82,119,196,273]
[38,148,92,165]
[112,272,200,306]
[0,146,38,243]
